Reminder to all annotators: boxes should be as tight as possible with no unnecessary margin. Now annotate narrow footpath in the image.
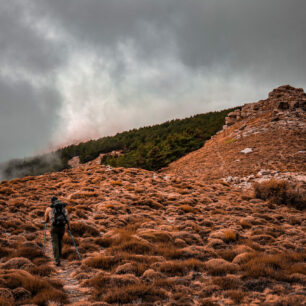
[45,231,91,305]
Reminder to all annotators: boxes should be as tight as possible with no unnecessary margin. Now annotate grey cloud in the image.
[0,0,305,164]
[0,75,61,162]
[0,1,66,76]
[37,0,306,83]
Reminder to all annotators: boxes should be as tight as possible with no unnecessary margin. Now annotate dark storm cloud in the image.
[0,0,305,164]
[38,0,306,83]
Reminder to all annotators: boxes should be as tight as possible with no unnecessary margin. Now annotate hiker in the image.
[44,196,70,266]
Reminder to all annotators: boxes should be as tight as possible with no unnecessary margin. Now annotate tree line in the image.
[2,107,236,179]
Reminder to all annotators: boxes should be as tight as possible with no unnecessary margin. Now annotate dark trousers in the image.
[51,226,65,263]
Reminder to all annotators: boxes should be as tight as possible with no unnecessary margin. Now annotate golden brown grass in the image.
[30,287,67,305]
[109,238,151,255]
[61,246,80,260]
[94,237,112,248]
[205,259,239,276]
[241,251,305,280]
[212,276,241,290]
[224,289,244,303]
[254,179,305,209]
[70,191,98,199]
[13,246,42,261]
[217,249,237,262]
[159,259,205,276]
[0,296,12,306]
[153,242,183,259]
[239,219,252,229]
[84,255,121,270]
[223,230,237,243]
[110,180,123,186]
[0,187,15,195]
[0,270,67,304]
[140,231,172,243]
[103,283,167,304]
[28,264,55,277]
[179,204,199,214]
[70,221,99,237]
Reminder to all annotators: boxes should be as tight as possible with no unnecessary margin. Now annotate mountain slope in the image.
[163,85,306,185]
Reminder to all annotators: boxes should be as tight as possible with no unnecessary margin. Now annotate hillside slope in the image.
[163,85,306,187]
[0,85,305,305]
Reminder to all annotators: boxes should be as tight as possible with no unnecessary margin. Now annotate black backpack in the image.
[52,201,67,227]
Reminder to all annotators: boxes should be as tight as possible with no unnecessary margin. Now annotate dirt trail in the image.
[45,230,90,305]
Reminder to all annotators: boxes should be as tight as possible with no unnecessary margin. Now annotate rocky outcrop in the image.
[225,85,306,127]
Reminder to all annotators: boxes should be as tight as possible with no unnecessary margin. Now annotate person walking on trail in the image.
[44,196,70,266]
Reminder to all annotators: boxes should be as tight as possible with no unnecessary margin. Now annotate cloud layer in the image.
[0,0,305,162]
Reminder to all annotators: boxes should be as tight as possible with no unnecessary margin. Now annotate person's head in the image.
[51,196,58,204]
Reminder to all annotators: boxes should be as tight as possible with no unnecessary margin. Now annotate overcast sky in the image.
[0,0,305,163]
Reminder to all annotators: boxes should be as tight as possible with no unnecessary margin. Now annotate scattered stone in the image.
[240,148,253,154]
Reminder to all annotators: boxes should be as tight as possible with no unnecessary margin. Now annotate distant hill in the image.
[1,107,236,180]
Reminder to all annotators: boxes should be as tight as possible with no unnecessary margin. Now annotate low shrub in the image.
[254,179,305,209]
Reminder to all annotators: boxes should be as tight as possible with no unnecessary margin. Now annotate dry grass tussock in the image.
[0,270,67,305]
[224,289,245,303]
[222,230,237,243]
[90,279,167,304]
[178,204,199,214]
[13,246,42,261]
[158,258,205,276]
[254,179,305,209]
[70,221,99,237]
[84,255,121,270]
[241,251,305,280]
[213,276,242,290]
[70,191,99,199]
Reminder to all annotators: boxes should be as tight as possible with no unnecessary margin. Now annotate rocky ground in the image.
[0,85,305,305]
